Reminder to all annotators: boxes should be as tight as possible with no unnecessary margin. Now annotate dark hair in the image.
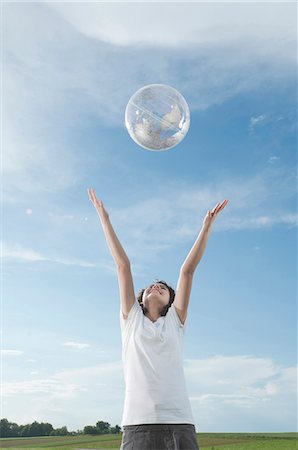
[136,279,175,317]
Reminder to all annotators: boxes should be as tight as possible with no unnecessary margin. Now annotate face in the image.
[142,282,170,308]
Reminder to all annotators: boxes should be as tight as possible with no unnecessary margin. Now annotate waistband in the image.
[123,423,195,431]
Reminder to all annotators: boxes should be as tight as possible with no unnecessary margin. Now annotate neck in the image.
[145,303,162,322]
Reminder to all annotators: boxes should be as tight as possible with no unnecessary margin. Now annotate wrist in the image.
[98,214,110,226]
[202,223,212,234]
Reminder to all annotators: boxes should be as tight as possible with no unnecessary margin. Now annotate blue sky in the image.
[2,1,297,434]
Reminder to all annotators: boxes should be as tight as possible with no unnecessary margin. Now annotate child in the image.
[88,188,228,450]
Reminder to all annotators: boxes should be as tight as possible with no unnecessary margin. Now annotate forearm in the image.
[180,224,212,275]
[99,217,130,268]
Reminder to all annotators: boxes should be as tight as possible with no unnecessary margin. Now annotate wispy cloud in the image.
[268,156,280,164]
[109,167,297,259]
[3,355,296,430]
[50,2,295,60]
[186,356,297,430]
[3,2,296,197]
[63,341,90,350]
[2,361,122,397]
[2,165,296,270]
[248,114,266,133]
[1,350,24,356]
[248,110,297,136]
[2,378,85,397]
[1,242,96,267]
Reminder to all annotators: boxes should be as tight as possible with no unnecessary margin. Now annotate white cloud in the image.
[1,242,47,262]
[108,167,297,259]
[1,350,24,356]
[186,355,279,389]
[249,114,266,133]
[2,355,296,432]
[1,242,96,267]
[49,2,295,58]
[2,361,124,429]
[223,214,297,230]
[52,361,123,383]
[248,111,296,135]
[3,2,296,197]
[2,378,84,397]
[268,156,280,164]
[63,341,90,350]
[186,356,297,431]
[1,166,296,270]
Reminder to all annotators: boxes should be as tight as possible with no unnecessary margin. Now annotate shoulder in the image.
[120,299,142,331]
[167,303,187,329]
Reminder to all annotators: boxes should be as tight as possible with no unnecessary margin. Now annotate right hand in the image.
[88,188,109,223]
[202,199,228,230]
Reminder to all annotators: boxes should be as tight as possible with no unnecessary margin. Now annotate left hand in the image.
[202,199,229,230]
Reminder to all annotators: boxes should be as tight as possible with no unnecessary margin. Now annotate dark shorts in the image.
[120,423,200,450]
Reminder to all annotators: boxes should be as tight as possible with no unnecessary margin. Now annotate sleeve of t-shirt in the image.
[119,299,141,336]
[167,303,188,332]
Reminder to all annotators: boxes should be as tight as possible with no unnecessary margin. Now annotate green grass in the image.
[201,440,296,450]
[0,432,297,449]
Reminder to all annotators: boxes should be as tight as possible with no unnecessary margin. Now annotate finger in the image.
[221,199,229,209]
[95,195,103,207]
[211,203,220,214]
[88,188,93,201]
[90,189,96,203]
[89,189,99,205]
[219,199,229,210]
[215,199,228,214]
[212,202,222,214]
[91,189,99,204]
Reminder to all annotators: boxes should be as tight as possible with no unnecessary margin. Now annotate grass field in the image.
[0,432,297,449]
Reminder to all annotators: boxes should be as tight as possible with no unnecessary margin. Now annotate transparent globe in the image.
[125,84,190,151]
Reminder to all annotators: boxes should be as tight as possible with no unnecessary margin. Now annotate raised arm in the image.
[88,188,135,319]
[174,199,229,324]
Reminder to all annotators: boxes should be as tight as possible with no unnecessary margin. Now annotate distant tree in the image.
[11,421,20,437]
[19,421,54,437]
[0,418,120,438]
[0,419,19,438]
[84,425,98,435]
[40,422,54,436]
[95,420,111,434]
[28,421,42,437]
[54,426,68,436]
[110,425,121,434]
[0,419,9,438]
[20,424,31,437]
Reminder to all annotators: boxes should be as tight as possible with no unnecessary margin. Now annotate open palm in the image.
[88,188,109,223]
[203,199,229,229]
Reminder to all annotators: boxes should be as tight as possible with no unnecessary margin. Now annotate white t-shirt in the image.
[119,299,195,427]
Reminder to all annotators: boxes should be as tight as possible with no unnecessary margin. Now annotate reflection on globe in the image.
[125,84,190,151]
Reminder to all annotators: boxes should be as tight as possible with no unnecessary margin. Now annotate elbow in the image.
[180,267,194,276]
[117,260,131,270]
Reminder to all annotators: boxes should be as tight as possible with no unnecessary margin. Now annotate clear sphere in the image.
[125,84,190,151]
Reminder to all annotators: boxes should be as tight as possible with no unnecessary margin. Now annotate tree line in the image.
[0,419,122,438]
